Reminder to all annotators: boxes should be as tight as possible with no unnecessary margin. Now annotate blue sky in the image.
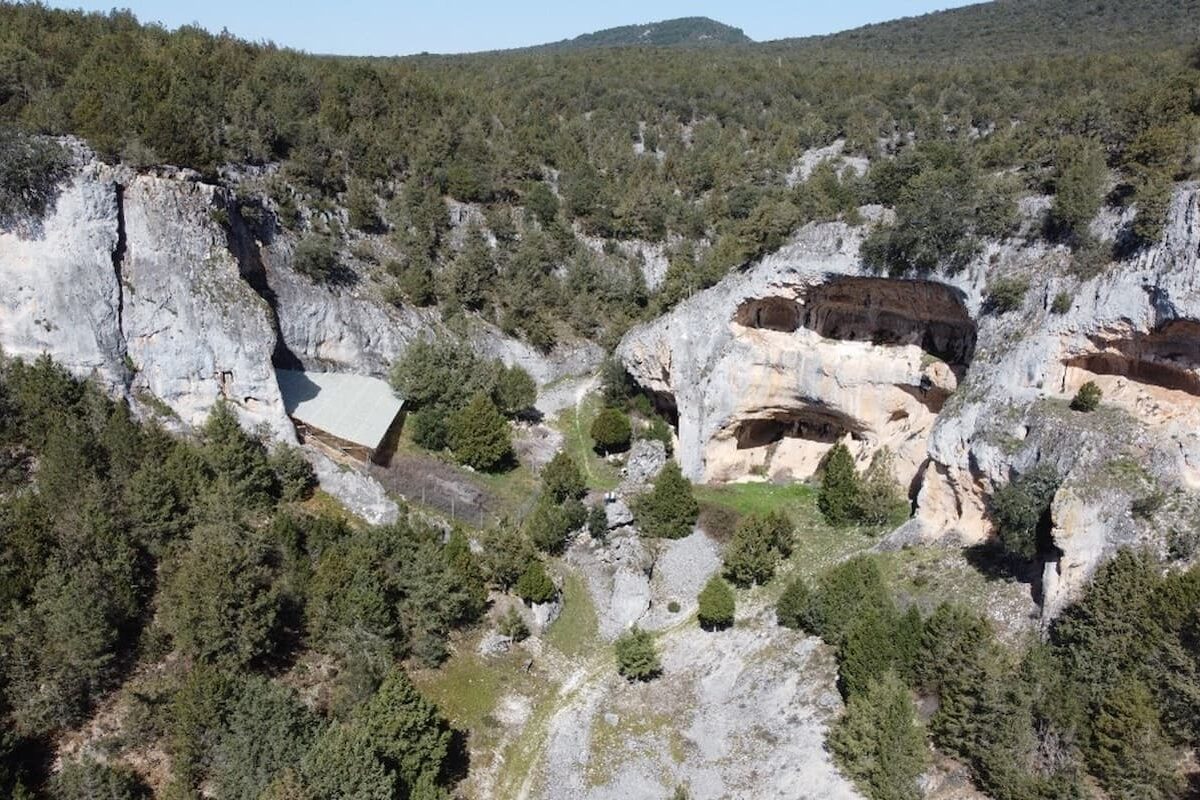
[40,1,979,56]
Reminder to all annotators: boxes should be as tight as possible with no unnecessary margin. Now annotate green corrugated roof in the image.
[275,369,404,450]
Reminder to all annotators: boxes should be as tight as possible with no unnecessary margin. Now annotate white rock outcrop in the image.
[619,186,1200,617]
[0,156,292,438]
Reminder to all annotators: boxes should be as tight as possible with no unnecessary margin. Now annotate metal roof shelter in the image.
[275,369,404,463]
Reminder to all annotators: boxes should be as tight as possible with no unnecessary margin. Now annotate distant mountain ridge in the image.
[531,16,751,51]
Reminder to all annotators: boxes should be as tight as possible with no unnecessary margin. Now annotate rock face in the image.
[0,161,126,393]
[0,146,602,517]
[0,156,293,439]
[531,617,862,800]
[121,173,293,439]
[619,186,1200,617]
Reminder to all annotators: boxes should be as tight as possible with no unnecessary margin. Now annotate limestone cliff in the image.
[618,187,1200,617]
[0,156,293,439]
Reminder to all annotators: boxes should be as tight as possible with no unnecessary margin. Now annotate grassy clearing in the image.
[554,392,621,492]
[473,462,541,522]
[411,646,525,734]
[694,481,817,516]
[546,572,600,659]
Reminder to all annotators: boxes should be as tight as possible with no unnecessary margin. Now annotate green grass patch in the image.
[546,572,600,659]
[554,392,621,492]
[473,462,541,521]
[694,481,816,516]
[412,648,523,733]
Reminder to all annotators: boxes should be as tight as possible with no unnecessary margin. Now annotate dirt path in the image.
[572,375,600,483]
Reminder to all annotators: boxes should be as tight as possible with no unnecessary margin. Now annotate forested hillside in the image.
[530,16,751,51]
[2,2,1200,798]
[0,355,487,798]
[1,0,1196,347]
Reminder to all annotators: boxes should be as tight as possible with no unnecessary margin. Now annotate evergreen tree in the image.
[1090,681,1181,800]
[201,401,275,508]
[1047,136,1108,243]
[590,406,632,455]
[447,394,512,472]
[1070,381,1102,412]
[541,451,587,503]
[159,523,283,669]
[479,524,536,590]
[829,671,928,800]
[515,560,556,604]
[492,364,537,418]
[449,225,493,310]
[818,443,860,526]
[636,461,699,539]
[853,447,908,526]
[614,626,660,681]
[49,757,149,800]
[775,577,813,631]
[991,464,1060,560]
[697,575,735,630]
[722,510,793,586]
[805,555,893,643]
[524,495,584,554]
[587,503,608,541]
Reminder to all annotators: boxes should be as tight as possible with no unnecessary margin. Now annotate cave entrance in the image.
[733,296,803,332]
[1062,321,1200,404]
[733,408,859,451]
[801,276,977,367]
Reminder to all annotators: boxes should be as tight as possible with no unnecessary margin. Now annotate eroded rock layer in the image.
[619,187,1200,616]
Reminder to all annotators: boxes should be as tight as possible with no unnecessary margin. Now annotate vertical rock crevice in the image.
[111,182,130,384]
[217,193,302,370]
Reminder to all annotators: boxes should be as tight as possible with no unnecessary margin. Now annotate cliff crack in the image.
[111,182,130,382]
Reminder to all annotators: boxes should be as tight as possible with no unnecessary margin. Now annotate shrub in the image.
[697,575,735,630]
[49,756,150,800]
[638,415,674,455]
[269,444,316,502]
[667,600,681,613]
[590,406,632,454]
[515,560,556,604]
[1051,291,1073,314]
[447,394,513,471]
[292,235,340,283]
[614,626,660,681]
[990,464,1060,560]
[587,503,608,541]
[542,451,587,503]
[498,606,529,641]
[806,555,893,642]
[776,577,812,630]
[853,447,909,527]
[636,461,699,539]
[818,443,860,526]
[492,364,536,418]
[722,510,793,586]
[987,276,1029,314]
[0,128,71,227]
[828,671,928,800]
[1070,381,1102,412]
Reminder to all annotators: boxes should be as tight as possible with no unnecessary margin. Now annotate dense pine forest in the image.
[1,1,1198,346]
